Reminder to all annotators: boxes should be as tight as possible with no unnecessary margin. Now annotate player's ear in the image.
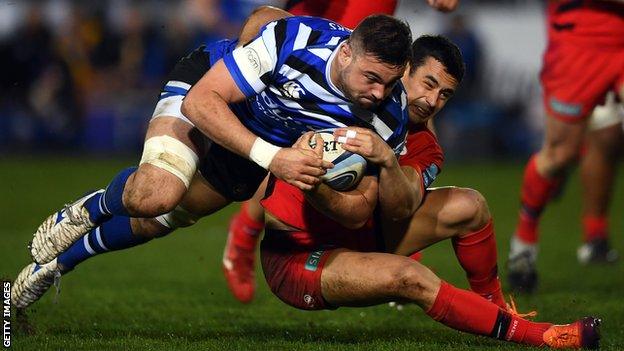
[340,41,353,65]
[403,62,412,78]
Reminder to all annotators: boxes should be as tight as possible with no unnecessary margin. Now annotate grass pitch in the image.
[1,157,623,350]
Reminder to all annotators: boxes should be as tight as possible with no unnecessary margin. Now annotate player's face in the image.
[401,57,458,124]
[338,44,405,109]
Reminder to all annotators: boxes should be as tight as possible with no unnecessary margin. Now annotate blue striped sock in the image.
[84,167,136,224]
[57,216,149,273]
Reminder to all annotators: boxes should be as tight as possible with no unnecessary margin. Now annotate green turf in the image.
[1,157,622,350]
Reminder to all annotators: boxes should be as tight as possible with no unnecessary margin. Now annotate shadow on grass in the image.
[14,312,505,349]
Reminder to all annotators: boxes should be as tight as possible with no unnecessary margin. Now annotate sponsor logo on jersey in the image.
[244,48,261,75]
[423,164,439,188]
[281,81,305,99]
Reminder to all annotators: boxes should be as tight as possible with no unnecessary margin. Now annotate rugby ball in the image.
[311,131,367,191]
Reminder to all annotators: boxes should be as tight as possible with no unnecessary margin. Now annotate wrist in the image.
[381,153,398,169]
[249,137,282,169]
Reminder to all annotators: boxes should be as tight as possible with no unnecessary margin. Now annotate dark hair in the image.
[349,15,412,67]
[409,35,465,83]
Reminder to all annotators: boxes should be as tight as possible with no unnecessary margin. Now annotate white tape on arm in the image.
[249,137,282,169]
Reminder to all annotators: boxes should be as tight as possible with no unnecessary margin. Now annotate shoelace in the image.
[52,270,62,304]
[506,295,538,319]
[64,202,84,225]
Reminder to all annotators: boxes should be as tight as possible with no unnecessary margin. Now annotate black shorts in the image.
[161,45,211,92]
[199,142,268,201]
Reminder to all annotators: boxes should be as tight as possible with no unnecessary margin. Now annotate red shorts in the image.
[541,42,624,122]
[260,228,379,310]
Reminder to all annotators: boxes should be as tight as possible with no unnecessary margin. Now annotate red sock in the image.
[582,215,608,242]
[426,281,552,346]
[516,155,562,244]
[231,202,264,250]
[452,220,506,309]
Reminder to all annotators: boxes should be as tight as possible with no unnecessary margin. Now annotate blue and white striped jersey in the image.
[220,16,409,153]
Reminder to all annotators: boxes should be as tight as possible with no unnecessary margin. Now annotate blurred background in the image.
[0,0,546,160]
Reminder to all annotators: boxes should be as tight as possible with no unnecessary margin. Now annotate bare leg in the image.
[581,124,622,233]
[321,250,440,308]
[318,250,582,348]
[508,114,587,293]
[381,187,505,307]
[536,115,587,177]
[382,186,490,254]
[578,114,622,263]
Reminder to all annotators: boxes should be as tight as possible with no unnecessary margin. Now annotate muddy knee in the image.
[123,166,188,217]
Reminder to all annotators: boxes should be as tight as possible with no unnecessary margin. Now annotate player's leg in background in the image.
[382,186,506,309]
[578,93,622,264]
[507,114,587,293]
[223,177,267,303]
[319,250,600,348]
[12,173,231,309]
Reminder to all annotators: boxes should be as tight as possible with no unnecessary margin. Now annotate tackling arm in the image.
[334,127,422,220]
[304,175,378,229]
[378,158,424,220]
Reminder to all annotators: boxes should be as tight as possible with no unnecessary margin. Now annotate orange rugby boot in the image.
[542,317,601,349]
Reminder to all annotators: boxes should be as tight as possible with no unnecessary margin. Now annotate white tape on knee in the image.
[139,135,199,188]
[154,205,200,229]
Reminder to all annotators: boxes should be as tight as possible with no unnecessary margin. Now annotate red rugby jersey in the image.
[261,123,443,232]
[286,0,398,29]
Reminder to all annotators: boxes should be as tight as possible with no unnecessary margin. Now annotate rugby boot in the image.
[30,190,104,264]
[542,317,601,349]
[222,214,261,303]
[12,258,62,309]
[507,236,538,294]
[577,238,619,265]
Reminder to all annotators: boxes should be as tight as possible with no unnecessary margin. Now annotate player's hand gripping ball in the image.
[310,130,367,191]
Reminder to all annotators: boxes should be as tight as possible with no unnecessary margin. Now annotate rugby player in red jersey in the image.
[258,35,601,349]
[507,0,624,293]
[224,0,459,304]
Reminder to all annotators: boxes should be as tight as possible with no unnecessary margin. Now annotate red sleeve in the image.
[286,0,397,28]
[260,176,358,232]
[398,123,444,189]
